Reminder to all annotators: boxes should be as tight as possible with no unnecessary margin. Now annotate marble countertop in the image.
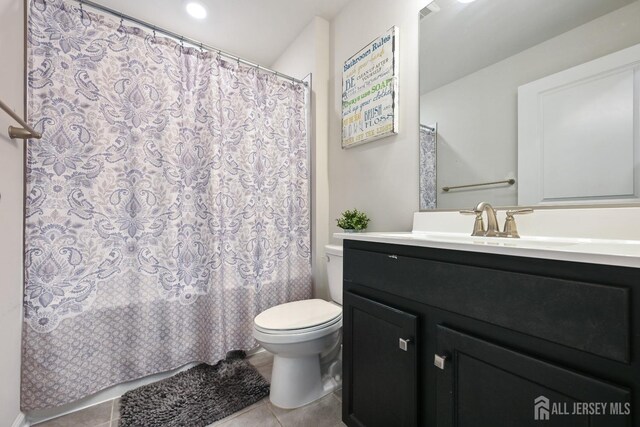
[334,231,640,269]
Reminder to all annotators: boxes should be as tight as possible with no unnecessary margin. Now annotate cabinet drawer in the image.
[344,248,630,362]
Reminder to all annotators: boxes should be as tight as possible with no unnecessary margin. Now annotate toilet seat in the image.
[254,299,342,332]
[253,315,342,345]
[254,314,343,335]
[253,299,343,345]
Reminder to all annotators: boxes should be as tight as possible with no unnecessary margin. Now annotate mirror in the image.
[419,0,640,210]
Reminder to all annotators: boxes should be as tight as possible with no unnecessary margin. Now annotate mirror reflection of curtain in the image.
[419,124,437,210]
[23,0,311,410]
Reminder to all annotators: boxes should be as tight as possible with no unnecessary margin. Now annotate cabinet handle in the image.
[434,354,448,370]
[388,254,398,260]
[399,338,411,351]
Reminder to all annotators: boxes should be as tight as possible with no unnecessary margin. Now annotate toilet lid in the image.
[254,299,342,331]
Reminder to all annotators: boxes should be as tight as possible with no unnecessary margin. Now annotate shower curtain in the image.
[23,0,311,410]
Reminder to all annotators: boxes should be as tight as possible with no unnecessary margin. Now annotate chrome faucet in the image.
[460,202,501,237]
[476,202,502,237]
[460,202,533,238]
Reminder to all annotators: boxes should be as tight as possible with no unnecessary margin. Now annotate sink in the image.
[377,232,579,248]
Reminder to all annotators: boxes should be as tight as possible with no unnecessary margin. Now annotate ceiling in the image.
[420,0,636,93]
[90,0,351,66]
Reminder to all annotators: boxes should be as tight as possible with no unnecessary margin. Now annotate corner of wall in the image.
[0,0,26,424]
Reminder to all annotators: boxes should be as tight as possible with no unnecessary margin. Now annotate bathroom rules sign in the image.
[342,26,399,148]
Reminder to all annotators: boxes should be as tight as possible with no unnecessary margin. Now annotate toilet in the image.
[253,244,344,409]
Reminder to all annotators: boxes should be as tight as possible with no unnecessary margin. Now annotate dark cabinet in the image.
[343,291,418,427]
[436,325,630,427]
[342,240,638,427]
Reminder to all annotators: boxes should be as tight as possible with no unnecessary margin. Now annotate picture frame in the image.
[341,26,399,148]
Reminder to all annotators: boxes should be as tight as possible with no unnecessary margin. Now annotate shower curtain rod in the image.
[72,0,308,86]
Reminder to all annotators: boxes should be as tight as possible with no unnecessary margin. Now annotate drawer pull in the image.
[399,338,411,351]
[434,354,448,370]
[388,254,398,260]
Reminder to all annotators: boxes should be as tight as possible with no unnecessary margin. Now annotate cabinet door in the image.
[343,291,418,427]
[436,325,631,427]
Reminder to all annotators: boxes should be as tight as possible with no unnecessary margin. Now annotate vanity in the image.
[336,209,640,427]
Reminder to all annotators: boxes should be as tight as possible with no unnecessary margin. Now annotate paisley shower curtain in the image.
[419,125,437,210]
[23,0,311,410]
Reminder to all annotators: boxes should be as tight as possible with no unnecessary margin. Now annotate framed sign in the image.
[342,26,399,148]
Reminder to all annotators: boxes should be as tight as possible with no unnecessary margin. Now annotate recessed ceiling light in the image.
[185,1,207,19]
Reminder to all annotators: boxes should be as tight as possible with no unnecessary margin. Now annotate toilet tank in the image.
[325,244,344,305]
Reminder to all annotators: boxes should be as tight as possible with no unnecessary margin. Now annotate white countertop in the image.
[334,231,640,269]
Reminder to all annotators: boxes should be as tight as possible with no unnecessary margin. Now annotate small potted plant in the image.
[336,209,370,232]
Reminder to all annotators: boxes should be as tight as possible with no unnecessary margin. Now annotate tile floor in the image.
[33,352,345,427]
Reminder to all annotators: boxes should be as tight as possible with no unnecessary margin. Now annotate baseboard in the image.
[12,412,28,427]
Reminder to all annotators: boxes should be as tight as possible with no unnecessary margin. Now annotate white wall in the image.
[421,1,640,209]
[329,0,420,236]
[271,17,332,299]
[0,0,25,425]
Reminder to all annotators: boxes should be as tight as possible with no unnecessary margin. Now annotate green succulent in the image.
[336,209,370,231]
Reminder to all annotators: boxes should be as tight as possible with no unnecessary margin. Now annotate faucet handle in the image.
[505,208,534,217]
[503,208,533,238]
[459,209,485,236]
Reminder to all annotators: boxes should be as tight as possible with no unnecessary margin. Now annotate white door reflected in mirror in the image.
[518,44,640,206]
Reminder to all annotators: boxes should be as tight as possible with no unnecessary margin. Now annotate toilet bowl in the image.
[253,244,343,409]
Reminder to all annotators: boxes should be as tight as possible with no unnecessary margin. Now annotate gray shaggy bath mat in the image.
[119,351,270,427]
